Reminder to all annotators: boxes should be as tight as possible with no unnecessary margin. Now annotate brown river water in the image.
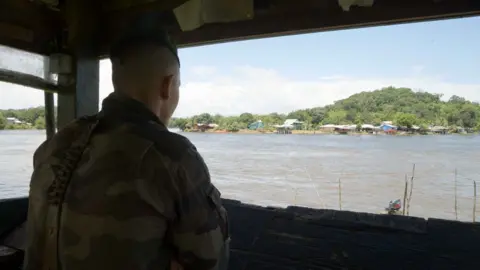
[1,130,479,222]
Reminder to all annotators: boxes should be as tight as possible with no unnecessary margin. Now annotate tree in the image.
[448,95,466,104]
[0,113,6,130]
[395,113,417,128]
[324,110,347,125]
[309,107,326,125]
[39,86,479,134]
[175,118,188,130]
[34,117,46,130]
[195,113,214,124]
[238,113,255,125]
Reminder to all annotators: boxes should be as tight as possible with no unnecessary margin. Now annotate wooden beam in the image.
[102,0,189,14]
[174,0,480,48]
[94,0,480,56]
[57,0,100,129]
[0,0,63,55]
[2,0,479,58]
[2,197,480,270]
[97,0,188,58]
[0,68,60,92]
[223,199,480,270]
[44,92,56,139]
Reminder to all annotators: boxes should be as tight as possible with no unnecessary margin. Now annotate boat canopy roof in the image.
[1,0,479,58]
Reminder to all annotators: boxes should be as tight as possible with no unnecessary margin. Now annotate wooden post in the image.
[43,57,56,139]
[403,174,408,216]
[454,169,458,220]
[338,178,342,210]
[57,0,100,129]
[44,92,56,139]
[406,163,415,216]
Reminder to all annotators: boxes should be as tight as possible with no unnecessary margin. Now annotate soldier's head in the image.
[109,14,180,125]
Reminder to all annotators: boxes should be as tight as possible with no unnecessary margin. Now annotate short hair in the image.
[110,38,179,65]
[110,41,179,90]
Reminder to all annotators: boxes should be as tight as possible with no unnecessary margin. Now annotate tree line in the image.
[169,87,480,131]
[0,106,46,130]
[2,87,479,132]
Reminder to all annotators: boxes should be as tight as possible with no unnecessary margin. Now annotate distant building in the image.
[380,123,397,131]
[6,117,23,125]
[360,124,379,133]
[282,119,304,130]
[248,120,265,130]
[273,119,304,134]
[430,126,447,134]
[194,123,218,132]
[334,125,356,134]
[319,124,336,132]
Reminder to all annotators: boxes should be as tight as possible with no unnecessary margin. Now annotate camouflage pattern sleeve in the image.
[32,139,49,168]
[170,147,230,270]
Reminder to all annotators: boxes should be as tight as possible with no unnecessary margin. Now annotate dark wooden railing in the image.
[1,197,479,270]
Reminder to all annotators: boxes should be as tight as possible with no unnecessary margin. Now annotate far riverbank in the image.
[181,128,476,136]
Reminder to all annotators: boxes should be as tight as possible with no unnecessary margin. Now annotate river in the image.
[1,130,479,222]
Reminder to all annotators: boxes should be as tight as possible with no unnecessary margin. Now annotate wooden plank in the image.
[1,197,480,269]
[1,0,479,57]
[102,0,189,14]
[0,68,60,92]
[94,0,480,57]
[173,0,480,49]
[223,199,480,270]
[0,198,28,241]
[0,0,62,55]
[44,92,56,139]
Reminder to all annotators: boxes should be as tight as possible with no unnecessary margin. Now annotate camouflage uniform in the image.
[23,92,230,270]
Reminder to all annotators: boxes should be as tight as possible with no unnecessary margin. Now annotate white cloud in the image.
[1,61,480,117]
[173,65,480,117]
[0,83,46,109]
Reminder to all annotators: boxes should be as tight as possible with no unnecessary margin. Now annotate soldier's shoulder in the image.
[130,121,197,162]
[34,118,92,160]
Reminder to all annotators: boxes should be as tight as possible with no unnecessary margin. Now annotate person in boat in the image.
[23,13,230,270]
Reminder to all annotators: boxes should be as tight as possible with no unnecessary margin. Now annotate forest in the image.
[0,106,46,130]
[1,87,479,132]
[169,87,480,132]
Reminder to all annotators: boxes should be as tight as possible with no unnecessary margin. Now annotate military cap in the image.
[109,11,180,64]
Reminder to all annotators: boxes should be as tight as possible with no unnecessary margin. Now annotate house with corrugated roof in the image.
[273,119,304,134]
[248,120,265,130]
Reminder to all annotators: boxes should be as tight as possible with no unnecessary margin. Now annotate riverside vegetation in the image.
[1,87,480,132]
[169,87,480,133]
[0,106,46,130]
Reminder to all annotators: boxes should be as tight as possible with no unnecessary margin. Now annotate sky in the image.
[0,16,479,117]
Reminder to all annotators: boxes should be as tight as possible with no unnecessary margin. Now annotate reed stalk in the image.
[403,174,408,216]
[473,180,477,223]
[454,168,458,220]
[338,178,342,210]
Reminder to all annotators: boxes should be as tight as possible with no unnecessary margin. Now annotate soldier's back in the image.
[25,115,192,270]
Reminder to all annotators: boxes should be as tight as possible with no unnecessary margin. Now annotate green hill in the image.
[2,87,479,131]
[170,87,480,131]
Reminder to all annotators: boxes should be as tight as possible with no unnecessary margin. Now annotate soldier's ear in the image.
[159,75,174,100]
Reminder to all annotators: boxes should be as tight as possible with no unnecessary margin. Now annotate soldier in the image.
[23,13,230,270]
